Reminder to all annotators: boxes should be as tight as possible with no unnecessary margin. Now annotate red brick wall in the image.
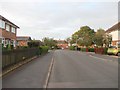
[18,40,28,46]
[0,28,16,40]
[57,44,68,49]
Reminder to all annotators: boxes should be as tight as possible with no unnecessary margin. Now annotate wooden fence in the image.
[2,48,39,69]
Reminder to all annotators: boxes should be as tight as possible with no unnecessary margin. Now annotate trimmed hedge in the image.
[81,48,89,52]
[39,46,49,54]
[69,46,75,50]
[88,48,94,52]
[81,48,86,52]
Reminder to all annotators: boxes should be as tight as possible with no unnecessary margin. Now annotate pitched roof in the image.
[0,15,19,28]
[106,22,120,33]
[17,36,31,41]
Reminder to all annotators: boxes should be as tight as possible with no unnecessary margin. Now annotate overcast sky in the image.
[0,0,118,40]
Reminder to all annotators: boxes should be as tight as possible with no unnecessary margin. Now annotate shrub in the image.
[39,46,49,54]
[19,46,28,49]
[69,46,75,50]
[103,48,108,54]
[28,41,40,48]
[81,48,87,52]
[77,47,81,51]
[88,48,94,52]
[11,45,14,50]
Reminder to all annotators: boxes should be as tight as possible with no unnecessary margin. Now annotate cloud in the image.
[0,1,118,40]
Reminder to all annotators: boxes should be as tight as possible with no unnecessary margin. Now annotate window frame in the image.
[6,24,10,32]
[0,19,5,29]
[11,27,16,33]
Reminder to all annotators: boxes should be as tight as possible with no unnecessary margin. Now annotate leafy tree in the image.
[72,26,95,47]
[103,34,112,47]
[94,29,105,46]
[42,37,57,49]
[94,28,112,47]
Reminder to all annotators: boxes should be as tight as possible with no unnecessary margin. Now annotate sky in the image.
[0,0,119,40]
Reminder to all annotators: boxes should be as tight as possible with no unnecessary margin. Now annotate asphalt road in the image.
[48,50,118,88]
[3,50,118,88]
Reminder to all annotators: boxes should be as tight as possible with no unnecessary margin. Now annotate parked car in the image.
[107,46,120,56]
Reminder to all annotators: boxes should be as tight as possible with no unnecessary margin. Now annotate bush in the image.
[77,47,81,51]
[39,46,49,54]
[81,48,87,52]
[28,41,40,48]
[69,46,75,50]
[11,45,14,50]
[19,46,28,49]
[103,48,108,54]
[88,48,94,52]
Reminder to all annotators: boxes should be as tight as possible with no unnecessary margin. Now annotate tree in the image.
[42,37,57,49]
[94,29,105,47]
[94,28,112,47]
[72,26,95,47]
[103,34,112,47]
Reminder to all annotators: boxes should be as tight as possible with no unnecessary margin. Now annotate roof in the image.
[0,15,19,28]
[106,22,120,33]
[55,40,67,44]
[17,36,31,41]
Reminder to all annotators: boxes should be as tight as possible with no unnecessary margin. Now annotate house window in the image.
[0,19,5,29]
[11,27,16,33]
[6,24,10,31]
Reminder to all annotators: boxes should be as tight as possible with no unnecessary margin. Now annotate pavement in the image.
[2,50,118,88]
[2,51,54,88]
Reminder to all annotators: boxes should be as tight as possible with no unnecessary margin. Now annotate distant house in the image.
[106,22,120,47]
[17,36,31,46]
[56,40,68,49]
[0,15,19,47]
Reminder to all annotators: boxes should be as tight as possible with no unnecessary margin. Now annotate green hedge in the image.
[69,46,75,50]
[88,48,94,52]
[81,48,87,52]
[39,46,49,54]
[81,48,94,52]
[103,48,108,54]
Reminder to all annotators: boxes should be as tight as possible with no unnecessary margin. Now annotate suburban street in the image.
[3,50,118,88]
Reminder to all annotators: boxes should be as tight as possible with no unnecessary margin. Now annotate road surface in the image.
[48,50,118,88]
[3,50,118,88]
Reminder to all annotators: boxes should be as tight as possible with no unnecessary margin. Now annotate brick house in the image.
[56,40,68,49]
[17,36,31,46]
[106,22,120,47]
[0,15,19,47]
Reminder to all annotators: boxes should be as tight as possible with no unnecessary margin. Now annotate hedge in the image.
[81,48,88,52]
[39,46,49,54]
[69,46,75,50]
[88,48,94,52]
